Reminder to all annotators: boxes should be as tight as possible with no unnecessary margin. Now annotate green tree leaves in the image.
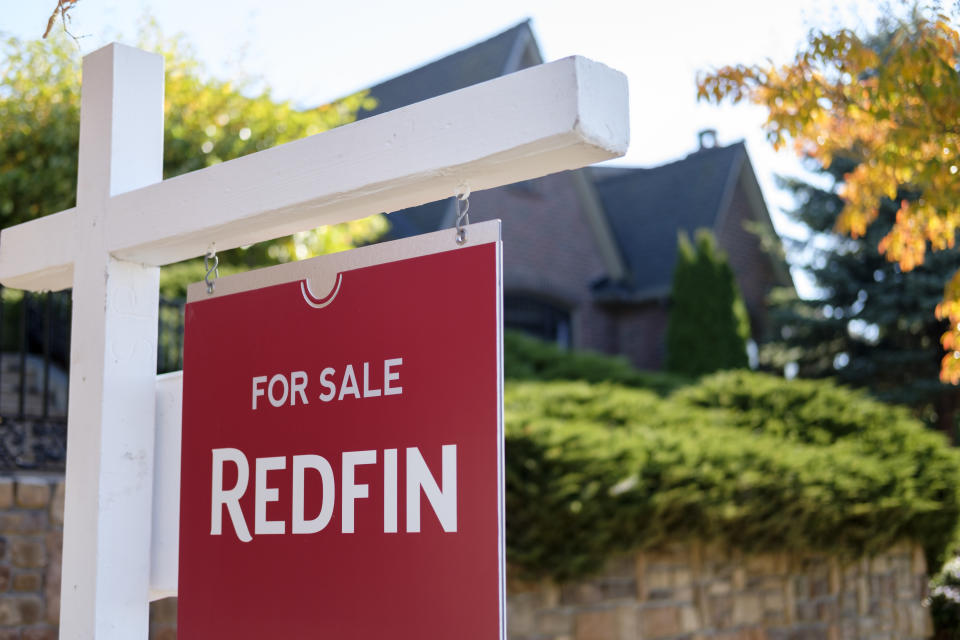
[697,8,960,382]
[0,30,385,290]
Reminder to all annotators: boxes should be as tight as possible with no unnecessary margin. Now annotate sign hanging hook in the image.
[204,249,219,294]
[454,184,471,246]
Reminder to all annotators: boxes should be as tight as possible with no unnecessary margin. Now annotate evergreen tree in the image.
[665,229,750,376]
[762,156,960,437]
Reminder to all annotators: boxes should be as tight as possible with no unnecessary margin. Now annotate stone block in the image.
[709,593,734,628]
[17,595,41,624]
[816,599,838,622]
[0,479,14,510]
[680,604,700,632]
[708,579,731,595]
[856,574,869,615]
[733,593,762,625]
[575,609,617,640]
[562,582,605,606]
[599,576,636,600]
[762,590,785,612]
[538,609,573,636]
[869,554,888,574]
[647,587,673,601]
[10,540,45,569]
[783,580,796,624]
[543,581,561,608]
[0,630,18,640]
[643,567,672,592]
[907,602,932,637]
[744,553,780,576]
[507,594,537,636]
[673,567,694,589]
[12,572,41,592]
[732,567,746,589]
[911,545,927,576]
[794,600,817,622]
[15,480,51,510]
[0,566,10,592]
[670,586,694,603]
[49,483,65,528]
[0,513,46,535]
[808,573,831,598]
[603,554,637,580]
[640,605,682,638]
[0,594,41,625]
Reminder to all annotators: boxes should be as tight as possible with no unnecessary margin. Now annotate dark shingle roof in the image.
[358,21,535,120]
[590,143,746,300]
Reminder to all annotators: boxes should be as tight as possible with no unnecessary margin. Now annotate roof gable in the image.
[590,143,746,299]
[358,21,539,120]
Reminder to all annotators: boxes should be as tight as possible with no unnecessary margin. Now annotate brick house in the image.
[361,21,792,369]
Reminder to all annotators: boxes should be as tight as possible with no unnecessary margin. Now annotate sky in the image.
[3,0,887,249]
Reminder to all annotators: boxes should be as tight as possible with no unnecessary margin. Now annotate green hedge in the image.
[503,362,960,581]
[504,330,690,396]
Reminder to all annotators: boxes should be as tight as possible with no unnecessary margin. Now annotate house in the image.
[359,21,792,369]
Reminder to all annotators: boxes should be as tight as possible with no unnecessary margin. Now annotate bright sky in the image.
[4,0,885,247]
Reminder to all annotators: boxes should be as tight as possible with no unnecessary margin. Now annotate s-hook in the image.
[454,187,471,245]
[204,250,219,294]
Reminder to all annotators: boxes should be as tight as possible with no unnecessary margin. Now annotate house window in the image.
[504,294,572,348]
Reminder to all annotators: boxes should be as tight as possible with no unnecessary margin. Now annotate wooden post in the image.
[59,44,164,639]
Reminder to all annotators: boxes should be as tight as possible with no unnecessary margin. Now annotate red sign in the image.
[178,222,504,639]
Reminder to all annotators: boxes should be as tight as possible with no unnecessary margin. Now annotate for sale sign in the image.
[178,221,504,639]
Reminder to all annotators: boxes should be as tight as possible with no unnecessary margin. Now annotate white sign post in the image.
[0,43,628,639]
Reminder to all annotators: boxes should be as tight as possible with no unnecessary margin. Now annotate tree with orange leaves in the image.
[698,7,960,383]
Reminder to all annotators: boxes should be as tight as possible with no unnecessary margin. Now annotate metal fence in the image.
[0,286,185,471]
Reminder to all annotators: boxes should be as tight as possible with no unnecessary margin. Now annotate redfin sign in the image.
[178,222,504,639]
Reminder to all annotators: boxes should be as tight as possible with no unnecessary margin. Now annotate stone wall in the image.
[0,476,63,640]
[0,474,934,639]
[508,543,932,640]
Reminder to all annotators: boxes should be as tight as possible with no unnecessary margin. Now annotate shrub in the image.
[503,330,689,396]
[504,373,960,580]
[930,556,960,639]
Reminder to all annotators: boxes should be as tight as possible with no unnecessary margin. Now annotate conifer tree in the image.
[665,229,750,376]
[762,156,960,437]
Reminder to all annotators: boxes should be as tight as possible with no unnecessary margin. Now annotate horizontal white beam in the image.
[0,208,76,291]
[0,55,628,290]
[111,55,627,265]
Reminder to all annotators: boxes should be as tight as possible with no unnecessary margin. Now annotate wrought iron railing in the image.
[0,286,186,471]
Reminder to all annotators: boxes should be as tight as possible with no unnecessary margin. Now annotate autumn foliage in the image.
[697,9,960,382]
